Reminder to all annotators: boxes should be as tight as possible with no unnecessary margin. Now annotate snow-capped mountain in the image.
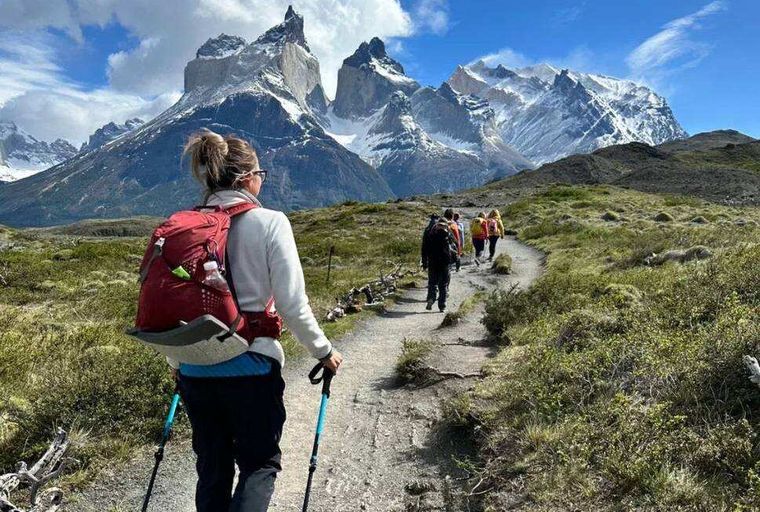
[80,118,144,153]
[0,6,689,226]
[448,61,687,164]
[0,7,392,226]
[325,38,533,195]
[0,122,77,182]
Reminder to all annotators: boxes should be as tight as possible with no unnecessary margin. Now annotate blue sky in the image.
[0,0,757,142]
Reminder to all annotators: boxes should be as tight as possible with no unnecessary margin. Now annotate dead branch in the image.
[0,429,70,512]
[427,366,483,379]
[326,265,417,322]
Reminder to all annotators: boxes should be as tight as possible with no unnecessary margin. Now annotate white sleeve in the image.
[266,212,332,359]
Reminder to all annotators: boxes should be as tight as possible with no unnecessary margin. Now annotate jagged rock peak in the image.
[437,81,459,102]
[80,118,145,153]
[196,34,247,59]
[255,5,309,51]
[344,37,404,74]
[552,69,579,91]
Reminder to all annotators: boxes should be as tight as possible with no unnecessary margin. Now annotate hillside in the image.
[433,130,760,207]
[454,185,760,510]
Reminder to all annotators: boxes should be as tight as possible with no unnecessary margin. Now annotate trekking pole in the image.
[302,362,334,512]
[141,385,181,512]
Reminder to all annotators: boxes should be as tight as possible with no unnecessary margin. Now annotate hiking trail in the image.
[68,235,543,512]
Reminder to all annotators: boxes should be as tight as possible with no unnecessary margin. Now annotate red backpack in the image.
[135,202,281,340]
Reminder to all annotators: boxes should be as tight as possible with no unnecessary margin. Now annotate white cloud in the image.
[0,31,180,144]
[626,1,726,84]
[474,48,531,69]
[413,0,450,35]
[0,0,415,142]
[472,46,597,76]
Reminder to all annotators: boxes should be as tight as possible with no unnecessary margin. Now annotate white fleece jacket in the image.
[170,189,331,368]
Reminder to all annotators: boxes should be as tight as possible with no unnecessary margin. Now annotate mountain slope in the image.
[0,122,77,182]
[448,61,687,164]
[0,7,393,227]
[446,131,759,206]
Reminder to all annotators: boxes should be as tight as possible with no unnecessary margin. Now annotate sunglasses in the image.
[251,170,268,183]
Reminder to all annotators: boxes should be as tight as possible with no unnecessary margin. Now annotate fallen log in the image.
[0,429,70,512]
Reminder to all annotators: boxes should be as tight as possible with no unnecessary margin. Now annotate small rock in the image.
[406,480,437,495]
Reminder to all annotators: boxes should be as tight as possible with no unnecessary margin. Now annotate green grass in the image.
[441,291,486,327]
[0,200,432,485]
[461,185,760,510]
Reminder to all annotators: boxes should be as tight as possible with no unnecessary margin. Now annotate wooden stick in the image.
[0,429,70,512]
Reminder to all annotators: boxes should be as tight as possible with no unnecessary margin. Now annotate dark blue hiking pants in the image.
[178,369,286,512]
[426,264,451,310]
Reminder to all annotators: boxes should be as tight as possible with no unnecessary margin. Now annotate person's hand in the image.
[321,350,343,374]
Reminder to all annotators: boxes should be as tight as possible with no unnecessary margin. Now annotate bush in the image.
[491,253,512,274]
[654,211,675,222]
[482,286,531,340]
[396,338,433,383]
[602,210,621,221]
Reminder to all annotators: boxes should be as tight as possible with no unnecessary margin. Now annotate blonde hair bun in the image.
[184,128,259,193]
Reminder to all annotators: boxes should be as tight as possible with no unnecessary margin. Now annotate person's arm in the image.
[267,212,332,359]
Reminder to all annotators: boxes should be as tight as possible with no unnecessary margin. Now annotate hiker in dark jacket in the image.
[421,217,458,312]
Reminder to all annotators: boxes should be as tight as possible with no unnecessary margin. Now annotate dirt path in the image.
[69,236,543,512]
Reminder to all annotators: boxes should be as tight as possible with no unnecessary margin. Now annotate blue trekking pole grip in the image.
[302,362,334,512]
[142,384,181,512]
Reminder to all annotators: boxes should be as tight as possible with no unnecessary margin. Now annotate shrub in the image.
[491,253,512,274]
[654,212,675,222]
[601,211,621,221]
[396,338,433,383]
[482,285,531,340]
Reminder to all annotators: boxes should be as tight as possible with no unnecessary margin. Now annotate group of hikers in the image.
[420,208,505,312]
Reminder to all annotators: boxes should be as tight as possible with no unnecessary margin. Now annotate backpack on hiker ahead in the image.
[487,218,499,236]
[425,221,459,267]
[128,202,282,365]
[471,218,488,239]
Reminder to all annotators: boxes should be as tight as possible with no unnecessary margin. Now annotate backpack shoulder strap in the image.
[223,202,257,217]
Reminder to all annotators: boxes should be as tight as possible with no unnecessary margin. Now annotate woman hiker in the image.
[470,211,489,264]
[486,209,505,261]
[176,129,343,512]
